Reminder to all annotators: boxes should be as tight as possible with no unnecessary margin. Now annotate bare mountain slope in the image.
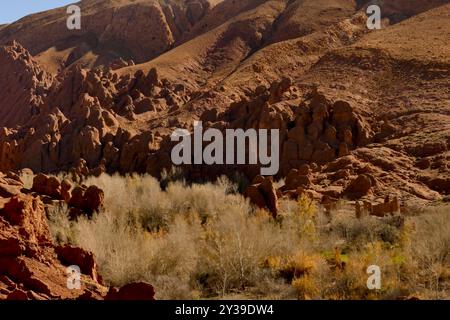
[0,42,53,128]
[0,0,447,75]
[0,0,449,204]
[0,0,219,73]
[290,4,450,200]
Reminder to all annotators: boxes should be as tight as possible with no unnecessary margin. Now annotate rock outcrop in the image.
[0,41,52,129]
[245,176,279,218]
[55,245,101,283]
[356,196,401,218]
[0,171,152,300]
[0,0,216,71]
[0,176,104,299]
[105,282,155,301]
[68,185,105,218]
[0,1,449,209]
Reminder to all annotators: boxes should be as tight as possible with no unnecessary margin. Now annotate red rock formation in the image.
[0,185,105,299]
[0,41,53,128]
[0,1,448,205]
[0,0,216,71]
[55,246,101,284]
[32,174,62,200]
[344,174,374,200]
[68,185,105,217]
[245,176,279,218]
[105,282,155,301]
[0,0,448,301]
[356,196,401,218]
[0,172,154,300]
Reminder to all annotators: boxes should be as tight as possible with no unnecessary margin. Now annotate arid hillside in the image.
[0,0,449,301]
[0,0,220,73]
[0,0,449,205]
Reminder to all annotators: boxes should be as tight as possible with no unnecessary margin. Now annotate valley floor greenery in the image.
[46,174,449,300]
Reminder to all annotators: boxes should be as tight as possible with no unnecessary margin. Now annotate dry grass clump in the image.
[83,174,243,230]
[407,206,450,298]
[47,174,450,300]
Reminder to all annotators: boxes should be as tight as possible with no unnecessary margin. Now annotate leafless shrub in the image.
[46,174,450,300]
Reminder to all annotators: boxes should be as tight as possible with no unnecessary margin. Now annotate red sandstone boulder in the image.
[0,181,21,198]
[245,176,279,218]
[61,179,72,203]
[345,174,374,199]
[245,185,267,209]
[0,190,105,300]
[69,185,105,217]
[0,174,155,300]
[105,282,155,301]
[55,245,101,284]
[32,174,62,199]
[285,168,312,190]
[2,195,51,244]
[7,289,29,301]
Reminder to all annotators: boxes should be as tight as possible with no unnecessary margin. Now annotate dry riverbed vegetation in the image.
[46,174,449,300]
